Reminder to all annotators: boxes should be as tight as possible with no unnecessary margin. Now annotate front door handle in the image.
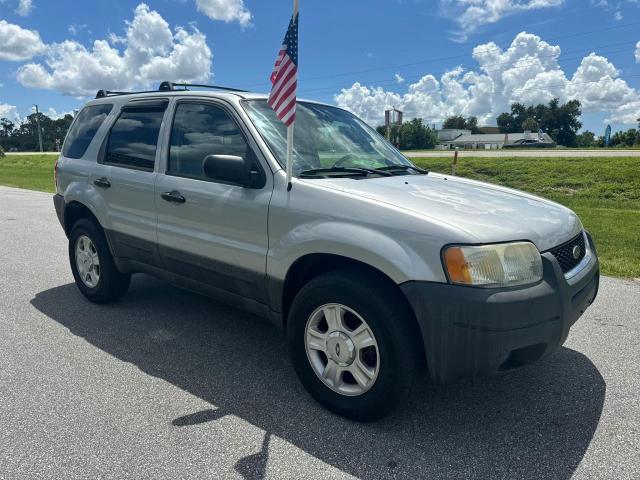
[93,177,111,189]
[161,190,186,204]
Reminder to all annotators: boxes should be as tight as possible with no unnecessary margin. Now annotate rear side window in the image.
[62,104,112,159]
[105,102,167,171]
[168,103,250,179]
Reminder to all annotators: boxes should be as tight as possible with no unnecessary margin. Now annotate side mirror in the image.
[202,154,253,187]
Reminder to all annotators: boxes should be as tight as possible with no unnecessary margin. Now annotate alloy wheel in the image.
[75,235,100,288]
[304,303,380,396]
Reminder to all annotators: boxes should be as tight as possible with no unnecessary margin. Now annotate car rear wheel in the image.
[288,269,421,421]
[69,219,131,303]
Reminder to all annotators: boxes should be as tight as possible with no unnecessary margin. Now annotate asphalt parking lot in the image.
[0,185,638,480]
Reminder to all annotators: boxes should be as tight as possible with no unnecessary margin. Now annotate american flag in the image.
[268,11,298,127]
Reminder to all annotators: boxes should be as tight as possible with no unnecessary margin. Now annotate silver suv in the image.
[53,82,599,421]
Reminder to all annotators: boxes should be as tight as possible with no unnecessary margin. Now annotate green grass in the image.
[0,154,57,193]
[1,154,639,277]
[411,156,640,278]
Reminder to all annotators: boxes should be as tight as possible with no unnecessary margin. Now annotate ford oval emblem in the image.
[572,245,582,260]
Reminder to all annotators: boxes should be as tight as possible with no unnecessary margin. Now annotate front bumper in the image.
[401,232,599,384]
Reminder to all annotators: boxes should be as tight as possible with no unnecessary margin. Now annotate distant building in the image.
[477,126,501,134]
[435,129,555,149]
[436,129,471,142]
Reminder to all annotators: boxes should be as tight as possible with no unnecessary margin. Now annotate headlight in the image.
[442,242,543,288]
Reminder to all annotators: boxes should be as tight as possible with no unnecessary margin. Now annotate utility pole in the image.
[33,104,43,152]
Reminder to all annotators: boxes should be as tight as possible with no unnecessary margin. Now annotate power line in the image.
[355,7,614,59]
[327,73,640,98]
[297,47,637,96]
[312,40,638,90]
[238,21,640,89]
[298,47,633,95]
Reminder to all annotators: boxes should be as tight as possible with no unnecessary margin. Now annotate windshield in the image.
[242,100,414,176]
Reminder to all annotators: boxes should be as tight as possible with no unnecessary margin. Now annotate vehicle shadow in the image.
[31,275,605,480]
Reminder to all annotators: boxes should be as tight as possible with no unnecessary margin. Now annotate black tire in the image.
[69,218,131,303]
[287,269,422,421]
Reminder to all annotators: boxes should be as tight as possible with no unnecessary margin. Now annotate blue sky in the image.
[0,0,639,134]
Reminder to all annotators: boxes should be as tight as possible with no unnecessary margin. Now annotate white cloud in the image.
[44,107,74,120]
[0,20,46,61]
[335,32,640,127]
[636,41,640,63]
[394,73,405,84]
[441,0,564,39]
[68,24,89,36]
[16,3,213,96]
[568,53,638,114]
[592,0,639,20]
[195,0,252,27]
[15,0,33,16]
[335,84,403,126]
[0,103,20,122]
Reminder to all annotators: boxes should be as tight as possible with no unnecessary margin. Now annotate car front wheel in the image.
[287,269,421,421]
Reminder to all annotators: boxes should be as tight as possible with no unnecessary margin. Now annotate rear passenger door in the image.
[90,99,168,267]
[155,99,273,303]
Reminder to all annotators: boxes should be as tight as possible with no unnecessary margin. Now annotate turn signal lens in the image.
[443,242,543,288]
[443,247,473,284]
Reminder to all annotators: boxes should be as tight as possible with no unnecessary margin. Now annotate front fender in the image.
[267,220,437,286]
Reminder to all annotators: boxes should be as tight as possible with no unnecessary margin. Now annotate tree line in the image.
[376,98,640,149]
[375,119,438,150]
[0,112,74,153]
[1,99,638,154]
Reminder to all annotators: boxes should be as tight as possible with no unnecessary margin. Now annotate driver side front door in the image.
[155,99,273,304]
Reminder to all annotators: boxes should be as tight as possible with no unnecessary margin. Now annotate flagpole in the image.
[286,123,294,191]
[286,0,299,192]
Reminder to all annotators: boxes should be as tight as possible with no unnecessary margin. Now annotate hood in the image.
[308,173,582,252]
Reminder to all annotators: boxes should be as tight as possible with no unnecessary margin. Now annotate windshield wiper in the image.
[375,165,428,174]
[300,166,393,178]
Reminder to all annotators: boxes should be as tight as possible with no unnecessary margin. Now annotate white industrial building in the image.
[436,129,555,149]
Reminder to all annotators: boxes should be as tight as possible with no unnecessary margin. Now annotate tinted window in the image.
[106,104,166,170]
[169,103,250,178]
[62,104,112,159]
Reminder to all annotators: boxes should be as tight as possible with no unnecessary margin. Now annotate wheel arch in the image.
[63,200,122,261]
[279,253,427,366]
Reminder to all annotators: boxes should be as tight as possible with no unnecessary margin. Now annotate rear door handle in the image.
[93,177,111,188]
[161,190,186,204]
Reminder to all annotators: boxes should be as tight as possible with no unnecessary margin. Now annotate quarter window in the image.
[105,103,166,171]
[62,104,112,159]
[168,103,251,179]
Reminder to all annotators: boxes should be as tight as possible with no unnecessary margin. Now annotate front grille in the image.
[549,232,586,273]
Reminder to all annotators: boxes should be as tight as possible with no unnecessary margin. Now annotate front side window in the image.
[105,104,166,171]
[168,103,251,179]
[62,104,112,159]
[242,100,413,176]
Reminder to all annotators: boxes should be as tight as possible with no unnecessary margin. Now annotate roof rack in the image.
[96,81,248,99]
[158,81,248,93]
[96,90,132,98]
[95,89,158,99]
